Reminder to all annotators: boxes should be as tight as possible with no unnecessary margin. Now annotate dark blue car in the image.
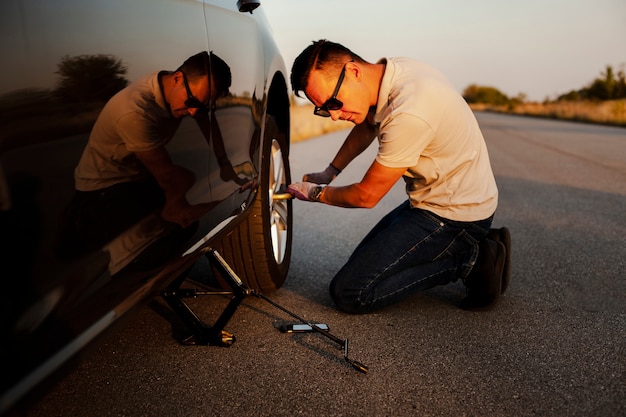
[0,1,292,412]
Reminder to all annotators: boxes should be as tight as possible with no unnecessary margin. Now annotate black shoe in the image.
[460,238,506,311]
[488,227,511,294]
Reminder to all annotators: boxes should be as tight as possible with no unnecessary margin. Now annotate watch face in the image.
[311,186,323,201]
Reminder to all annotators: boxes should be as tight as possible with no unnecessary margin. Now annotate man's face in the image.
[306,63,369,125]
[170,72,212,118]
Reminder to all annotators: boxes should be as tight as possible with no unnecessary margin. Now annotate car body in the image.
[0,0,292,412]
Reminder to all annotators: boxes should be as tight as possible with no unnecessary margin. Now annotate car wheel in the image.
[213,115,292,292]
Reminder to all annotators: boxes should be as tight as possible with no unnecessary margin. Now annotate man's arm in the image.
[319,160,406,208]
[303,118,378,184]
[292,115,406,208]
[328,118,378,172]
[134,146,194,195]
[134,146,201,226]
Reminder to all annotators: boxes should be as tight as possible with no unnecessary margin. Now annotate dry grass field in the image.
[290,104,352,142]
[470,99,626,127]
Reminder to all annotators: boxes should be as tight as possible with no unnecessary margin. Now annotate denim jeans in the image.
[329,201,493,314]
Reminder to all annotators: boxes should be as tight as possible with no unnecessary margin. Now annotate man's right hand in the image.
[302,164,341,184]
[287,182,317,201]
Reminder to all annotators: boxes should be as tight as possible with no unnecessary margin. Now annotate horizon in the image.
[263,0,626,102]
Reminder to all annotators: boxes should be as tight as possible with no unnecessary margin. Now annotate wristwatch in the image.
[309,185,326,202]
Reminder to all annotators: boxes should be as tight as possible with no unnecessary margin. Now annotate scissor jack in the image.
[161,248,368,373]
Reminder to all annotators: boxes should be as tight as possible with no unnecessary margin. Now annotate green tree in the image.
[577,65,626,101]
[55,54,128,103]
[558,90,582,101]
[614,66,626,98]
[463,84,510,106]
[585,65,615,100]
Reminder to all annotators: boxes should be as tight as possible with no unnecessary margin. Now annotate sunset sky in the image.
[263,0,626,101]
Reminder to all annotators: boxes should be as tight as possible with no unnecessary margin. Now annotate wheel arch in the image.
[265,70,291,152]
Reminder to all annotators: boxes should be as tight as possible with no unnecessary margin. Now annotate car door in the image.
[0,0,216,409]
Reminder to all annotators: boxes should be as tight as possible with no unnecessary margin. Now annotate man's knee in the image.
[332,297,369,314]
[329,281,371,314]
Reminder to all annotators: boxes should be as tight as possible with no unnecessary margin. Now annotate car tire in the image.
[212,115,292,292]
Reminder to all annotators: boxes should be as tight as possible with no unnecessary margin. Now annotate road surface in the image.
[26,112,625,417]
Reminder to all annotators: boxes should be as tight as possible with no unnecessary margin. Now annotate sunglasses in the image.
[182,72,209,112]
[313,63,349,117]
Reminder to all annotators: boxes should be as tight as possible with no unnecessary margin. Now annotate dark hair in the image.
[290,40,365,98]
[177,51,232,97]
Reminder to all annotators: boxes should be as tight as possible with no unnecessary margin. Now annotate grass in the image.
[290,104,352,142]
[469,99,626,127]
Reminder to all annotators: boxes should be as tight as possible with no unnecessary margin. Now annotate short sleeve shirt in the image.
[373,58,498,222]
[75,72,182,191]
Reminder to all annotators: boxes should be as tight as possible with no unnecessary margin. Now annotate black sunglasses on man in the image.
[182,72,209,113]
[314,61,352,117]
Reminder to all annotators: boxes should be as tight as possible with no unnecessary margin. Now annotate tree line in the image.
[463,64,626,105]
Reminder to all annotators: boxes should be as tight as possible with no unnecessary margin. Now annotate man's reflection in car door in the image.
[57,51,244,276]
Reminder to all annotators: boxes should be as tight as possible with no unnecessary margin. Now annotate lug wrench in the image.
[271,185,293,201]
[270,187,367,372]
[209,248,369,374]
[252,289,369,373]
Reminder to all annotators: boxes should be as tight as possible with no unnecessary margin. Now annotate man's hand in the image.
[302,164,341,184]
[161,201,215,228]
[287,182,321,201]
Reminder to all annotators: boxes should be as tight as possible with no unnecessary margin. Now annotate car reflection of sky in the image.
[0,0,261,97]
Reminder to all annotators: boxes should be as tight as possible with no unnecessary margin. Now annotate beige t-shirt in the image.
[75,72,181,191]
[374,58,498,222]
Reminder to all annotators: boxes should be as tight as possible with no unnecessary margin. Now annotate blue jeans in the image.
[329,201,493,314]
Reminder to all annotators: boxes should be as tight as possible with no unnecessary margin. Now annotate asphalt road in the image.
[26,112,625,417]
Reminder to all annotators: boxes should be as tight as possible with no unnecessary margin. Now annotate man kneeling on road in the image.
[287,40,511,314]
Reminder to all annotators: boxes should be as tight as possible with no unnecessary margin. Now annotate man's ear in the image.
[346,61,360,81]
[172,70,184,84]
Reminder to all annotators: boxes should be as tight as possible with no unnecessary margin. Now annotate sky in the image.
[262,0,626,102]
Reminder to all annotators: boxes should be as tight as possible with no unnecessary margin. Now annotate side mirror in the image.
[237,0,260,13]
